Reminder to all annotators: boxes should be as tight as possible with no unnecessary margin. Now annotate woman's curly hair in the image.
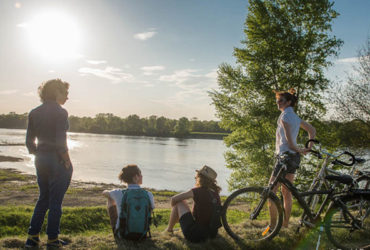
[38,79,69,103]
[195,172,221,194]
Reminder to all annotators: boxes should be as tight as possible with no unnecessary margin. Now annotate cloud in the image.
[159,69,200,84]
[141,65,165,76]
[86,60,107,65]
[23,92,36,97]
[205,69,218,79]
[335,57,359,64]
[0,89,18,95]
[134,31,157,41]
[154,69,219,105]
[78,66,134,83]
[16,22,29,28]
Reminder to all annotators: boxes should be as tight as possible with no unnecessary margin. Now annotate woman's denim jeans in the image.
[28,152,73,239]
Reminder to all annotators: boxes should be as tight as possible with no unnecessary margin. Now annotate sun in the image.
[25,10,81,61]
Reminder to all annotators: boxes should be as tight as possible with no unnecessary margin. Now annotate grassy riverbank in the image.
[0,168,336,249]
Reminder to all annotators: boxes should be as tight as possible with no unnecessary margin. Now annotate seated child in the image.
[164,165,222,243]
[103,164,155,241]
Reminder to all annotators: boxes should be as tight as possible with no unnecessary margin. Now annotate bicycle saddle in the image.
[354,157,366,164]
[325,175,353,185]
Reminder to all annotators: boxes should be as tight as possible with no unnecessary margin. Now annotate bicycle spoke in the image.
[325,196,370,250]
[222,187,283,241]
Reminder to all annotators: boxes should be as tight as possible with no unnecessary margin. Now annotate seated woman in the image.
[165,165,222,243]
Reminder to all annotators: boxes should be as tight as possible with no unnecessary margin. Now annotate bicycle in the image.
[303,140,370,224]
[221,140,370,249]
[302,139,358,216]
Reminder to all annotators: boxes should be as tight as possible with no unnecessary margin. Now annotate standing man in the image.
[25,79,73,248]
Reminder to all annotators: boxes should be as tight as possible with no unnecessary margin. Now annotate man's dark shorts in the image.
[179,212,211,243]
[272,151,301,177]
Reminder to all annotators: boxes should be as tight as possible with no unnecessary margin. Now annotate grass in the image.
[0,205,339,249]
[0,169,31,182]
[0,168,355,249]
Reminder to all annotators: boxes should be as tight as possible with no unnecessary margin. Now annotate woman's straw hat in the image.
[196,165,217,180]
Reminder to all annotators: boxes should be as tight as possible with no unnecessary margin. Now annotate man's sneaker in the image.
[25,234,40,248]
[46,238,68,249]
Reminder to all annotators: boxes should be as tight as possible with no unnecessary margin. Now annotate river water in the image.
[0,128,231,194]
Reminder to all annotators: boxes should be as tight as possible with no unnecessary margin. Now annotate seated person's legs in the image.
[166,200,190,232]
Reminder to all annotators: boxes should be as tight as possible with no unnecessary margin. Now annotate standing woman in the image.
[165,165,222,243]
[25,79,73,248]
[268,89,316,229]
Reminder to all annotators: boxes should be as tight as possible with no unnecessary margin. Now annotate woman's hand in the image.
[64,160,72,169]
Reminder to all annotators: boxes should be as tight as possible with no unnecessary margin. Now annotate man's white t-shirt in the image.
[109,184,155,230]
[275,106,301,155]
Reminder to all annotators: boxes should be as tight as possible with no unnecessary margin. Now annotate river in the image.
[0,128,231,194]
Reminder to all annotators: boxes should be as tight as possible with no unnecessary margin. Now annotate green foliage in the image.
[174,117,190,137]
[210,0,342,190]
[0,112,28,129]
[0,112,228,138]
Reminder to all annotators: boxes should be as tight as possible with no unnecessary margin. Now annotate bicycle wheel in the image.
[222,187,283,241]
[356,176,370,190]
[324,195,370,250]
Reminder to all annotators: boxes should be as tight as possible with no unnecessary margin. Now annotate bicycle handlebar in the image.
[331,151,355,166]
[305,139,321,158]
[304,139,356,166]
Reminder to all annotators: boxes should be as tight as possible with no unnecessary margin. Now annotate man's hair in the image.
[118,164,141,184]
[195,172,221,194]
[274,88,298,107]
[38,79,69,103]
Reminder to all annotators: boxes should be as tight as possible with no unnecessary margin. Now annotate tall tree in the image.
[210,0,342,190]
[174,117,190,137]
[332,37,370,128]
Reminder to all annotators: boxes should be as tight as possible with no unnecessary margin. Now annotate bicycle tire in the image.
[324,194,370,250]
[222,187,283,241]
[356,176,370,190]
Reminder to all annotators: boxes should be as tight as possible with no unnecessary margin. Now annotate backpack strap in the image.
[132,188,152,241]
[143,189,152,239]
[119,189,129,237]
[120,189,128,218]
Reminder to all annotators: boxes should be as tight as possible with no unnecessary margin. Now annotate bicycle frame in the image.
[251,163,343,227]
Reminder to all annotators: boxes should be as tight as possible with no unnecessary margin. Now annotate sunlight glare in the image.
[26,10,81,61]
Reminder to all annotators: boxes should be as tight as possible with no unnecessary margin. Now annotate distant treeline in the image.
[0,112,368,146]
[0,112,229,138]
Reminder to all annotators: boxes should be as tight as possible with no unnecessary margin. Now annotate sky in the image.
[0,0,369,120]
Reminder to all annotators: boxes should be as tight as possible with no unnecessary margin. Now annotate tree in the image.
[332,37,370,128]
[174,117,190,137]
[210,0,342,190]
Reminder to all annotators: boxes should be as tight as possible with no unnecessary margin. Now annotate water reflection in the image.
[0,128,231,194]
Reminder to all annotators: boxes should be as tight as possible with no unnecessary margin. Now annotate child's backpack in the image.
[208,191,223,236]
[117,188,152,241]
